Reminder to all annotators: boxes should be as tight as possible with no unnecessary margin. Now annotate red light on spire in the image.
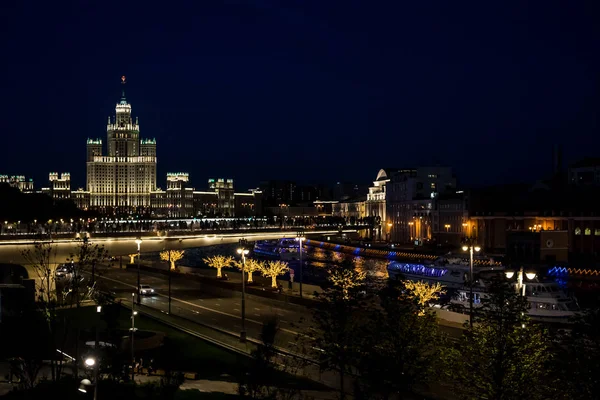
[121,75,126,83]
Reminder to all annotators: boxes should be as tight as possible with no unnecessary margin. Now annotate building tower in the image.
[86,76,157,214]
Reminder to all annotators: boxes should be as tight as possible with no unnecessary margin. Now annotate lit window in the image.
[595,229,600,236]
[575,227,581,235]
[585,228,591,236]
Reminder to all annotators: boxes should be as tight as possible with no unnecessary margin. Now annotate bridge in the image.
[0,226,364,281]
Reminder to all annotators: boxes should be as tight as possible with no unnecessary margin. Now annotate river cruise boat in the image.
[387,257,503,289]
[253,238,301,261]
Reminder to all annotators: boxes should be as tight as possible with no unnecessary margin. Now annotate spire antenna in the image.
[120,75,127,103]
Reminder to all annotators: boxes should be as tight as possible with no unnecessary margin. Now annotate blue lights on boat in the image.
[547,266,569,277]
[387,262,448,277]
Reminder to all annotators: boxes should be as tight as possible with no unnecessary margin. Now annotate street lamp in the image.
[505,267,537,296]
[135,238,142,304]
[462,243,481,328]
[408,221,414,241]
[237,239,249,342]
[445,224,451,232]
[295,232,305,298]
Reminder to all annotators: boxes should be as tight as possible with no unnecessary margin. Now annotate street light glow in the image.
[85,357,95,367]
[526,272,537,280]
[462,246,468,251]
[474,246,481,252]
[505,271,515,279]
[237,248,249,255]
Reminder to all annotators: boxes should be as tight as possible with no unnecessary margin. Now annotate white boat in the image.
[450,278,579,323]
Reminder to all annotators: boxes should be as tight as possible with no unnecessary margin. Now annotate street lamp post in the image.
[163,240,173,314]
[462,243,481,329]
[130,292,137,382]
[237,239,249,342]
[81,356,98,400]
[135,238,142,305]
[295,232,305,298]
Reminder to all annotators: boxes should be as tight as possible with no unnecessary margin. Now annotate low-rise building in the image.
[0,175,34,192]
[149,174,262,218]
[466,183,600,265]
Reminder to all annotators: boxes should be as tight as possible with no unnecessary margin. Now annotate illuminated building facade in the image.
[387,167,456,244]
[150,174,262,218]
[41,172,72,201]
[209,178,234,216]
[0,175,34,192]
[86,77,157,214]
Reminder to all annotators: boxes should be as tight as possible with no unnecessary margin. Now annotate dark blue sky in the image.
[0,0,598,191]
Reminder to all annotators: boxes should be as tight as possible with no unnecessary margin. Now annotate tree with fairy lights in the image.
[160,249,185,271]
[403,280,445,316]
[203,255,233,278]
[260,260,289,288]
[233,258,263,283]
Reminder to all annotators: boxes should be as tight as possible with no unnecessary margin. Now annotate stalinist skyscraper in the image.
[86,76,157,214]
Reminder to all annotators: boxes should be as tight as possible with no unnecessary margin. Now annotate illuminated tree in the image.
[233,258,263,283]
[203,255,233,278]
[260,260,289,288]
[402,280,445,315]
[160,249,185,271]
[328,264,367,300]
[128,253,138,264]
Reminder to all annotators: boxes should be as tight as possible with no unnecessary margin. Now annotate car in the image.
[139,284,155,296]
[55,263,75,278]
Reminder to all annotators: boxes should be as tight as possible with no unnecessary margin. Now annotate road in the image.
[0,229,345,264]
[94,267,310,352]
[93,267,464,352]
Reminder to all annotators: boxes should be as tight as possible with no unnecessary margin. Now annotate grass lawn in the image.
[55,304,250,379]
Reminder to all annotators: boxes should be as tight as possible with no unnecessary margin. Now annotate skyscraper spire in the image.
[120,75,127,104]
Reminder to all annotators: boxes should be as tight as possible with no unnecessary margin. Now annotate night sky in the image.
[0,1,598,191]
